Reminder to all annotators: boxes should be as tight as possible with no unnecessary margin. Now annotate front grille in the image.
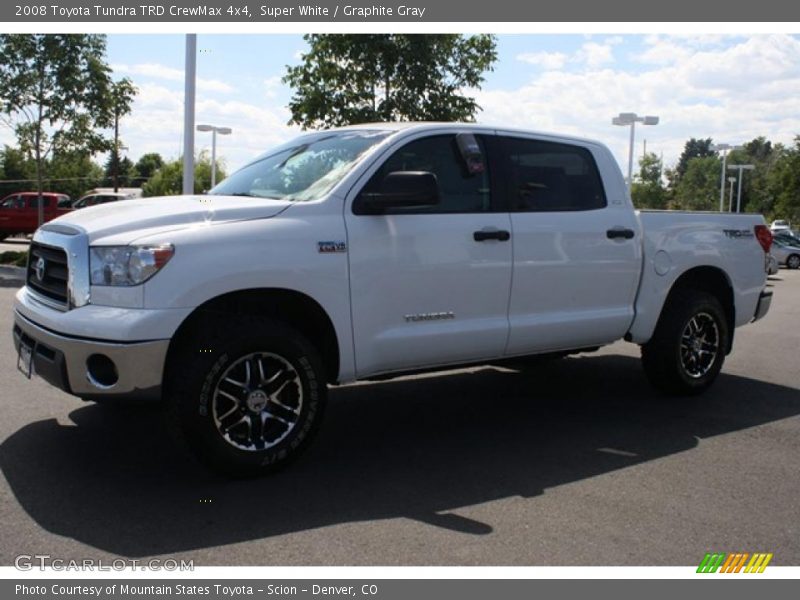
[27,242,69,307]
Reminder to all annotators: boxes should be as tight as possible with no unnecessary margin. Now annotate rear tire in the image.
[641,290,729,396]
[165,316,326,477]
[787,254,800,270]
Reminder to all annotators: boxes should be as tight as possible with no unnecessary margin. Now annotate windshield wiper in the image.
[212,192,282,199]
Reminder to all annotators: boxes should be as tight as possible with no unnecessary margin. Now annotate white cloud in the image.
[516,51,568,70]
[263,75,283,99]
[113,62,235,93]
[518,41,618,71]
[636,34,753,66]
[575,42,615,67]
[476,34,800,171]
[111,80,297,172]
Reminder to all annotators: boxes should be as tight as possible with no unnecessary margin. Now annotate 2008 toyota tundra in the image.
[12,123,774,475]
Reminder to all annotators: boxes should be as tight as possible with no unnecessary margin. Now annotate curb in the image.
[0,264,26,285]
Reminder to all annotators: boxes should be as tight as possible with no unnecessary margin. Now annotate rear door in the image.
[498,134,642,355]
[345,131,513,377]
[27,195,51,229]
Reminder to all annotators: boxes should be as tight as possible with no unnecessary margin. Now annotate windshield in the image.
[775,232,800,247]
[208,129,392,202]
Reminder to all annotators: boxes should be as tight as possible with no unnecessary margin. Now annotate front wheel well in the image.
[661,266,735,353]
[166,288,341,384]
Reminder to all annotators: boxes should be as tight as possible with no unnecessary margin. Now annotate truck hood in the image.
[50,195,293,244]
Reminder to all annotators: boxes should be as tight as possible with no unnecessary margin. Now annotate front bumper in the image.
[752,289,772,322]
[13,310,169,402]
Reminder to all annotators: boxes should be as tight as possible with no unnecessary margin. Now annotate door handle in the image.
[606,227,635,240]
[474,229,511,242]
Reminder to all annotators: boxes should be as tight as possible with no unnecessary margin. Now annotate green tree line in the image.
[631,136,800,222]
[0,146,225,199]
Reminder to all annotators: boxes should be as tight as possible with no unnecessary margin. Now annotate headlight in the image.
[90,244,174,286]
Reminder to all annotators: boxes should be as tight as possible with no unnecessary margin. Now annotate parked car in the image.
[0,191,72,240]
[770,239,800,269]
[770,219,791,232]
[11,123,774,476]
[72,191,135,210]
[772,229,800,247]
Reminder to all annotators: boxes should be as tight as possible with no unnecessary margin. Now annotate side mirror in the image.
[357,171,440,213]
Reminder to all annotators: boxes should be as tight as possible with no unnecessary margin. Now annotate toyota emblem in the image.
[34,257,46,282]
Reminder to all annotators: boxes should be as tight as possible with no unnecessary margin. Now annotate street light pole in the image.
[612,112,660,189]
[628,120,636,189]
[727,164,755,213]
[183,34,197,195]
[711,143,740,212]
[197,124,233,188]
[727,176,736,212]
[211,128,217,187]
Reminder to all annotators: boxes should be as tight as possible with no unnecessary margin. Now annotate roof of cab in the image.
[336,121,604,147]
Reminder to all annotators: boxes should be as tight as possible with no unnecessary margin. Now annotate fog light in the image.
[86,354,118,388]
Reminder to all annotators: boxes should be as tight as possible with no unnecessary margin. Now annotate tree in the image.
[0,34,130,225]
[134,152,164,183]
[770,137,800,224]
[0,145,34,198]
[284,34,497,128]
[107,78,138,191]
[724,137,782,215]
[103,154,135,188]
[47,150,104,200]
[674,138,715,181]
[671,156,720,211]
[142,151,226,197]
[631,152,667,209]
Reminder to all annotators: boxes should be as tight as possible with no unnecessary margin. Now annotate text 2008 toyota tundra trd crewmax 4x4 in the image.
[12,123,774,475]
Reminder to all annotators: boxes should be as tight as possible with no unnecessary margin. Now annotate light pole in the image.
[612,112,659,189]
[727,176,736,212]
[112,144,128,192]
[183,34,196,195]
[196,124,232,188]
[727,164,755,213]
[711,143,740,212]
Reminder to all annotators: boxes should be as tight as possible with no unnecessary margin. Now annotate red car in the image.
[0,192,72,240]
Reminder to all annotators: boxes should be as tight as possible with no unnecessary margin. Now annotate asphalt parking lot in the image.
[0,272,798,567]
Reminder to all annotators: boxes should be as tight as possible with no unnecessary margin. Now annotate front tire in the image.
[787,254,800,270]
[166,317,326,477]
[641,290,729,396]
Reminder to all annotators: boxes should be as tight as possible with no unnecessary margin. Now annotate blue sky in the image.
[8,34,800,174]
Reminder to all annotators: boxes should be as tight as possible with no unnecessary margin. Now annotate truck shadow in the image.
[2,354,799,559]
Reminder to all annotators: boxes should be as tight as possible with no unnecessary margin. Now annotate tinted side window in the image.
[1,196,22,209]
[29,196,52,208]
[503,137,606,212]
[358,135,491,214]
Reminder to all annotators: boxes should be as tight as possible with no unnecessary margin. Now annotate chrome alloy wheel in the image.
[679,312,720,379]
[212,352,303,451]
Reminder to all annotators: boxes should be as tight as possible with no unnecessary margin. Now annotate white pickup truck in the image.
[12,123,774,476]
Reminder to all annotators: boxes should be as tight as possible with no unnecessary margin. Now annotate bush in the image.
[0,250,28,267]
